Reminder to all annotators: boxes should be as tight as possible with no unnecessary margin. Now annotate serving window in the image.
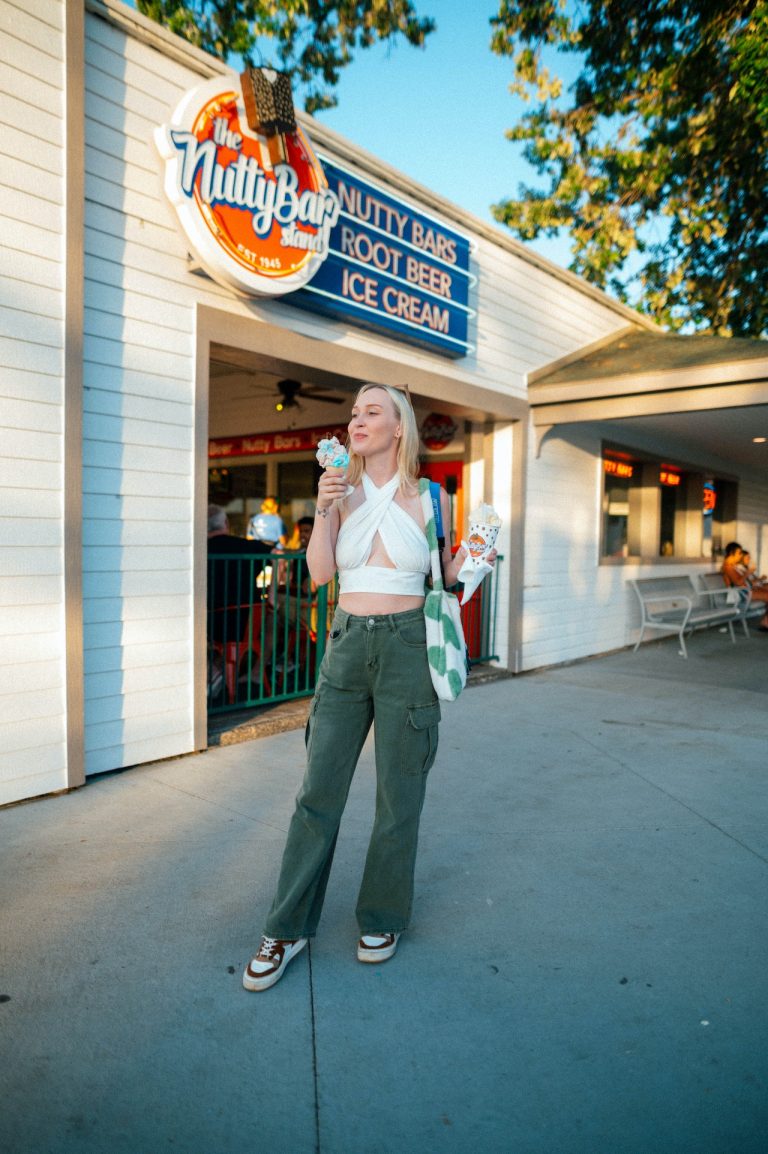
[600,448,736,563]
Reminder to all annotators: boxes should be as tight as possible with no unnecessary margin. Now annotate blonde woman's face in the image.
[349,388,400,456]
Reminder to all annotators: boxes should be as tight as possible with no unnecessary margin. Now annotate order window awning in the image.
[528,327,768,478]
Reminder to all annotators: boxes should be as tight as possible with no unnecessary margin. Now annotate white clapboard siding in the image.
[83,440,191,477]
[0,28,60,88]
[82,410,192,453]
[83,333,191,380]
[83,592,190,624]
[82,567,190,600]
[84,639,192,677]
[82,16,196,777]
[84,279,192,335]
[82,387,191,427]
[1,122,63,180]
[82,519,190,548]
[84,730,191,777]
[0,394,61,436]
[4,249,61,296]
[0,181,61,235]
[738,476,768,528]
[0,334,61,377]
[83,362,193,406]
[86,681,189,727]
[83,465,190,500]
[85,660,189,702]
[1,155,62,212]
[0,216,61,263]
[1,546,63,578]
[85,705,191,756]
[0,424,61,461]
[0,0,61,55]
[0,56,60,118]
[83,545,189,575]
[2,90,61,147]
[1,284,63,328]
[0,455,61,491]
[83,307,191,359]
[0,0,66,805]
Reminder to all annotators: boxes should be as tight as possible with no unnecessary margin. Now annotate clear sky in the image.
[313,0,577,270]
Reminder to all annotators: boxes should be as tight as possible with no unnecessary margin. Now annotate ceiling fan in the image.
[273,378,345,412]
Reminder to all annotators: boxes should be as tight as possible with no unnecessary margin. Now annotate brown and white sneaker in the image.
[357,932,401,964]
[243,935,307,991]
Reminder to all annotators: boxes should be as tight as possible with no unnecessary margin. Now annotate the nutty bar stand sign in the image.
[155,73,340,296]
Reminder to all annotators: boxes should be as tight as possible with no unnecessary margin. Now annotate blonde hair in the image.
[345,384,420,492]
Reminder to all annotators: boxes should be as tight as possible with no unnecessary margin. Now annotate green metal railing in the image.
[207,552,502,715]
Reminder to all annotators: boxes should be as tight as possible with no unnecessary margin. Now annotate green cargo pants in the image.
[264,606,441,939]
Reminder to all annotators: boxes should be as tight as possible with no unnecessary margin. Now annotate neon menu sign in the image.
[604,458,634,478]
[289,158,475,358]
[208,424,347,458]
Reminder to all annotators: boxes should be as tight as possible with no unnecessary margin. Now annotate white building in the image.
[1,0,766,806]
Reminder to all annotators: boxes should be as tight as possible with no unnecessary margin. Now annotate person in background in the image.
[246,511,285,550]
[271,515,317,677]
[249,498,287,548]
[739,550,767,588]
[722,541,768,632]
[207,505,273,696]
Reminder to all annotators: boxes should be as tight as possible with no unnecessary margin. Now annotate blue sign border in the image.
[287,158,475,358]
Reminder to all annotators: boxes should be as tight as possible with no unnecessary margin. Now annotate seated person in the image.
[739,550,767,588]
[722,541,768,632]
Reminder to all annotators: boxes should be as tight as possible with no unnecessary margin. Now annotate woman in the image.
[243,384,495,991]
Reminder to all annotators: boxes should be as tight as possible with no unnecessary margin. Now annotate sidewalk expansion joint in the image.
[308,941,321,1154]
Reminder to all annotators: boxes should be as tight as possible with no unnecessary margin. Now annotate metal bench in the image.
[631,575,741,658]
[698,572,764,637]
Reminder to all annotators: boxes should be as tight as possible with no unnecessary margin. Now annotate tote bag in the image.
[419,480,468,701]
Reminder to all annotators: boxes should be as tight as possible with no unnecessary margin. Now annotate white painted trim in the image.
[65,0,85,790]
[532,379,768,425]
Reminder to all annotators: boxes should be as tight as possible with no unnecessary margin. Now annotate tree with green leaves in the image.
[491,1,768,335]
[137,0,434,113]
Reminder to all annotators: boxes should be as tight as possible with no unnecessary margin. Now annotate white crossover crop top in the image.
[335,473,430,597]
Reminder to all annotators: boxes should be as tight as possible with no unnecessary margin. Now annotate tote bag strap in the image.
[419,479,444,593]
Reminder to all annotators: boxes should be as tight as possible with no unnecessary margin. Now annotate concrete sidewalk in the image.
[2,629,767,1153]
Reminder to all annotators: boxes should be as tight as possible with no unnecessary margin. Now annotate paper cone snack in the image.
[458,502,501,605]
[466,503,501,563]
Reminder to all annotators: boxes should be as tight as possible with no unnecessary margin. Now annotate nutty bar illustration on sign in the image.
[240,67,297,168]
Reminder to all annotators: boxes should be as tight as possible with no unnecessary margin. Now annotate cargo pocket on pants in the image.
[401,702,441,775]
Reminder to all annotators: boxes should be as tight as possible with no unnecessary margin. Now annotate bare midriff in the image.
[338,591,425,616]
